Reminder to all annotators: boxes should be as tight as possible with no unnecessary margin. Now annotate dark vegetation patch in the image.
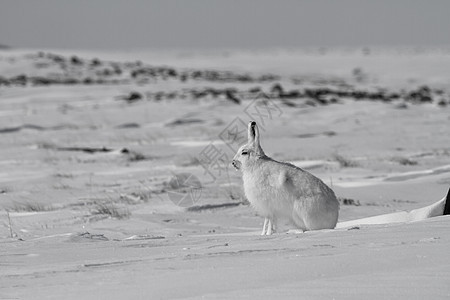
[2,52,448,107]
[120,87,242,104]
[268,83,447,106]
[166,118,205,127]
[186,202,242,212]
[37,143,154,162]
[121,91,143,103]
[136,84,449,107]
[0,52,279,87]
[55,146,113,154]
[391,157,418,166]
[0,124,77,134]
[296,131,337,139]
[70,232,109,242]
[338,198,361,206]
[121,148,153,162]
[115,123,140,129]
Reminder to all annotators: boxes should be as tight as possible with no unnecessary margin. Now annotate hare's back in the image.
[283,163,337,201]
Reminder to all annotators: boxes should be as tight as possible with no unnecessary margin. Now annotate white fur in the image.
[232,121,339,235]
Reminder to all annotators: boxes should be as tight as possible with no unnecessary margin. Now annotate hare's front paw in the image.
[261,218,274,235]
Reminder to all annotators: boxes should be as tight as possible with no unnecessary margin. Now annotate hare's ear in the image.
[247,121,257,143]
[248,121,264,155]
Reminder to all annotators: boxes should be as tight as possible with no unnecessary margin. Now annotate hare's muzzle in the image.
[231,159,241,170]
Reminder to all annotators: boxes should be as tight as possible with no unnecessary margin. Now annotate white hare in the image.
[232,121,339,235]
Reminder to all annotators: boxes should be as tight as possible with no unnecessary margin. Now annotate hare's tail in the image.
[336,187,449,229]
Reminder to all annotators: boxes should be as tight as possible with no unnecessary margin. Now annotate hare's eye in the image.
[241,150,248,155]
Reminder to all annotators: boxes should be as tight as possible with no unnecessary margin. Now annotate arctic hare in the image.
[232,121,339,235]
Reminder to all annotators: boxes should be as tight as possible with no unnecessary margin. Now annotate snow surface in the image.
[1,47,450,299]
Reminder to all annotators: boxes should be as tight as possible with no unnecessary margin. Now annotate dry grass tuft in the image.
[333,154,359,168]
[91,201,130,219]
[8,201,52,212]
[391,156,418,166]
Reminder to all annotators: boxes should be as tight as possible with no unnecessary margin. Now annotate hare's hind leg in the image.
[292,201,307,232]
[266,219,274,235]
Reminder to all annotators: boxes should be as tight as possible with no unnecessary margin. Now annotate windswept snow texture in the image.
[1,48,450,299]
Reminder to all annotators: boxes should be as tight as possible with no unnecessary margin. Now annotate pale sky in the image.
[1,0,449,50]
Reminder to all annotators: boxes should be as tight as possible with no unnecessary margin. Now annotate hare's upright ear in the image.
[247,121,265,156]
[247,121,257,143]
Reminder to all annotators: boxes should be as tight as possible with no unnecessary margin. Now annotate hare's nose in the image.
[231,160,240,169]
